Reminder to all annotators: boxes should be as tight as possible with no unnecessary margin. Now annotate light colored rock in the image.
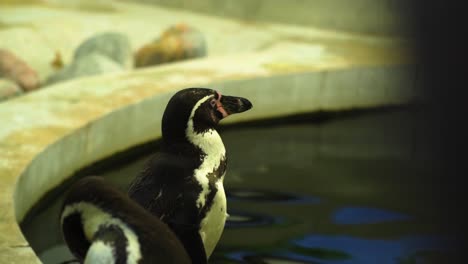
[74,32,132,69]
[0,78,23,101]
[45,32,131,85]
[45,53,123,85]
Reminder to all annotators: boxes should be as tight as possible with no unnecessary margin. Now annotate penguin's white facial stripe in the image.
[61,202,142,264]
[189,92,227,127]
[84,240,115,264]
[191,95,214,117]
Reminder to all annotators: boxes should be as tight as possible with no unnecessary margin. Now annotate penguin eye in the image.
[210,98,217,108]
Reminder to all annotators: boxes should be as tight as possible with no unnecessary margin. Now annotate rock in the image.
[44,32,131,86]
[0,49,40,92]
[74,32,132,69]
[134,23,207,68]
[45,53,123,85]
[0,78,23,102]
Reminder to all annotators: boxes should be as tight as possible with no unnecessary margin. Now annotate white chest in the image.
[199,180,227,257]
[187,127,226,209]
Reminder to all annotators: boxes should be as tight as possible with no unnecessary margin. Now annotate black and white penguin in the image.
[128,88,252,263]
[60,176,191,264]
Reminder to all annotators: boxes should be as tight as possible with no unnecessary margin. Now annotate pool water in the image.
[20,107,457,264]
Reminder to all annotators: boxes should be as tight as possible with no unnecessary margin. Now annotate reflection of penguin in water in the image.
[60,88,252,263]
[128,88,252,263]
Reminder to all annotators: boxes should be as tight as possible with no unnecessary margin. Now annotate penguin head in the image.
[162,88,252,142]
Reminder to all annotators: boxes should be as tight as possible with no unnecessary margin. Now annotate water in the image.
[20,107,457,264]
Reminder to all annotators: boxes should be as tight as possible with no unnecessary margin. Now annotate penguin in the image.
[128,88,252,263]
[60,176,191,264]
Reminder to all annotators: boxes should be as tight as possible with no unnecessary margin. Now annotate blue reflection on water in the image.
[289,234,452,264]
[219,235,454,264]
[332,207,412,225]
[224,250,319,263]
[224,251,253,262]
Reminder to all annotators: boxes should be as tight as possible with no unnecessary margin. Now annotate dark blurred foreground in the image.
[411,1,467,260]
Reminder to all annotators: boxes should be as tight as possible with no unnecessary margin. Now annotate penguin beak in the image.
[216,92,252,118]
